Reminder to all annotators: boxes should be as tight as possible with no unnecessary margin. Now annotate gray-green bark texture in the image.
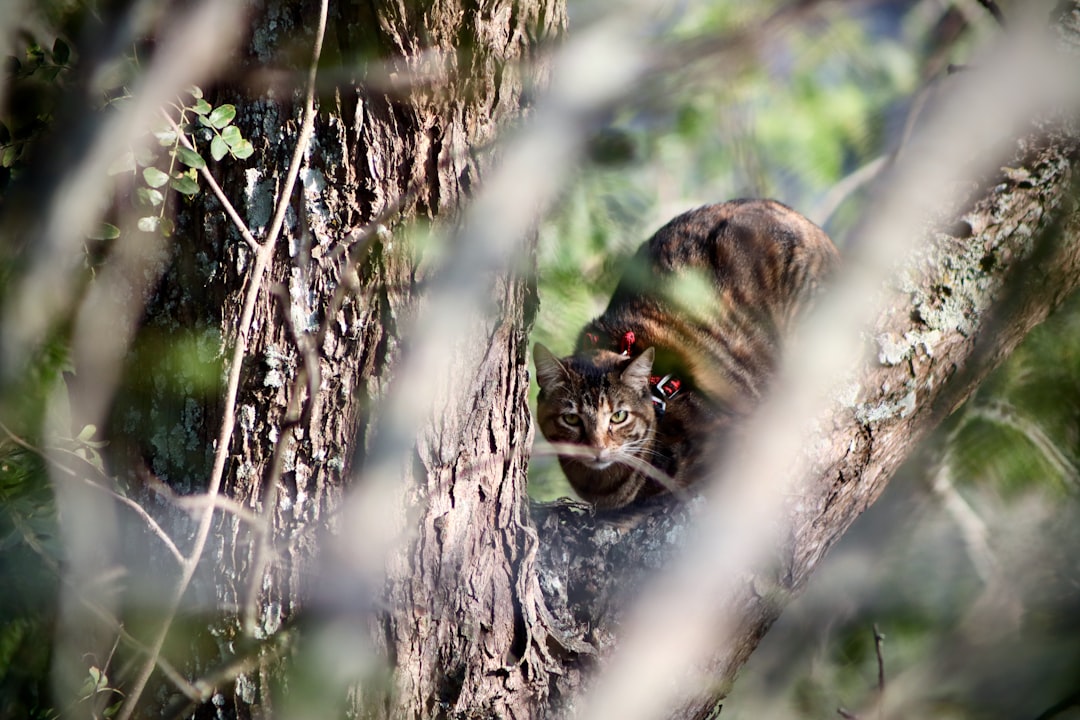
[117,1,1080,719]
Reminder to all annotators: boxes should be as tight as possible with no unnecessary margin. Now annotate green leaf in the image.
[88,223,121,241]
[170,176,199,195]
[154,129,177,146]
[175,146,206,169]
[160,217,175,237]
[134,146,156,167]
[210,135,229,162]
[108,151,136,176]
[231,139,254,160]
[136,187,164,207]
[220,125,242,147]
[191,98,212,116]
[207,104,236,129]
[1,145,17,167]
[142,166,170,188]
[137,216,160,232]
[189,85,204,99]
[77,424,97,442]
[52,38,70,65]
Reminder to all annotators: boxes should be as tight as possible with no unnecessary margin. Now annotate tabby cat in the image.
[534,199,838,510]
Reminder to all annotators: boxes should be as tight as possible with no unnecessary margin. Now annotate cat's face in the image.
[533,344,657,472]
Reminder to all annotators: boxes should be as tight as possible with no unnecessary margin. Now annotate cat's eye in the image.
[560,412,582,427]
[610,409,629,424]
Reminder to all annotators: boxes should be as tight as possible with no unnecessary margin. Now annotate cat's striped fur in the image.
[534,199,839,510]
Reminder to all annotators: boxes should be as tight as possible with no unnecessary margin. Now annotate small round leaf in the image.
[108,151,136,176]
[88,223,121,241]
[171,176,200,195]
[210,135,229,161]
[231,139,255,160]
[136,187,165,207]
[220,125,242,146]
[137,216,160,232]
[175,146,206,169]
[142,166,170,188]
[134,146,156,167]
[192,98,213,115]
[1,145,18,168]
[207,104,237,129]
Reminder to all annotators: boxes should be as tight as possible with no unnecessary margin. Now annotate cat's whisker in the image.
[540,441,690,501]
[620,441,664,462]
[610,454,691,501]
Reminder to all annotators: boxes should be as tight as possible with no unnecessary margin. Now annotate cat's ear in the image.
[621,347,655,390]
[533,344,569,392]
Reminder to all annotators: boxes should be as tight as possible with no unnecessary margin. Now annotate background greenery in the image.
[4,0,1080,717]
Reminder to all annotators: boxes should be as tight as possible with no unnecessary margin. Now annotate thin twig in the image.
[811,155,888,227]
[928,444,1000,584]
[0,422,186,566]
[114,1,330,717]
[873,623,886,720]
[241,285,315,633]
[139,468,265,527]
[970,401,1080,491]
[0,482,199,700]
[163,623,297,720]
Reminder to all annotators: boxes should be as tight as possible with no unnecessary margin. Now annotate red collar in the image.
[583,329,682,413]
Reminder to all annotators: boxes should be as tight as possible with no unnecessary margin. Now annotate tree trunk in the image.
[120,0,564,717]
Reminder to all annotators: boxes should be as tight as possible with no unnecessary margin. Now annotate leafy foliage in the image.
[108,86,254,239]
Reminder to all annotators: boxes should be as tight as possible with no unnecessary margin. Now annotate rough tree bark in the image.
[113,1,1080,720]
[123,0,565,717]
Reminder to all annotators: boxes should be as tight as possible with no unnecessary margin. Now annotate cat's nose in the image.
[594,449,610,461]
